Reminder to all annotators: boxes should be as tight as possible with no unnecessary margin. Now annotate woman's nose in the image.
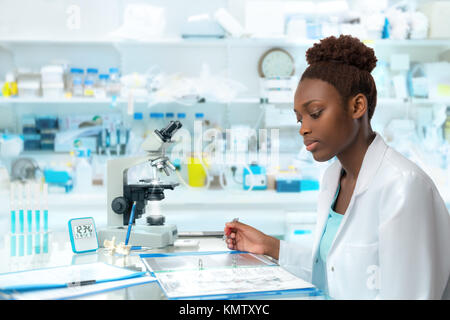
[299,123,311,136]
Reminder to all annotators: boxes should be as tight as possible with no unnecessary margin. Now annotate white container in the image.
[41,65,64,83]
[74,150,93,193]
[0,134,23,157]
[94,74,109,98]
[419,1,450,39]
[72,79,84,97]
[42,83,64,98]
[17,72,41,97]
[107,68,121,97]
[18,81,40,97]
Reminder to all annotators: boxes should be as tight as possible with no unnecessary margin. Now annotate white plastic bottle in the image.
[74,149,93,193]
[107,68,121,97]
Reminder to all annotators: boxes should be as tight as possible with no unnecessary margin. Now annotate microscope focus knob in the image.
[111,197,129,215]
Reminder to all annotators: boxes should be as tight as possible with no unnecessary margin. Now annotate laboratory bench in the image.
[0,233,326,300]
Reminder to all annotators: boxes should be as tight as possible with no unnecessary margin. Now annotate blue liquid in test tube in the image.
[10,210,16,257]
[18,209,24,256]
[27,210,33,255]
[43,209,48,253]
[35,209,40,254]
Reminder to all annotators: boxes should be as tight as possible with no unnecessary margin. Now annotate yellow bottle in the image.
[2,73,18,97]
[1,82,11,97]
[187,154,208,187]
[10,81,18,96]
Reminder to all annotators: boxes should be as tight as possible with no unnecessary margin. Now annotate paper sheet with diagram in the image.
[140,251,316,299]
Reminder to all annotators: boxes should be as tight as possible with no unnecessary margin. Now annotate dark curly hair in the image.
[301,35,378,120]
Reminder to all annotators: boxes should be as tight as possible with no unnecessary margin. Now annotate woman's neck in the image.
[337,127,376,181]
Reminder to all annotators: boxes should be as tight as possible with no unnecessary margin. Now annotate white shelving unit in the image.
[1,35,448,134]
[1,37,449,47]
[1,96,449,105]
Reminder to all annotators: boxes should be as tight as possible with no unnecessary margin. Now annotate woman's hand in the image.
[224,220,280,260]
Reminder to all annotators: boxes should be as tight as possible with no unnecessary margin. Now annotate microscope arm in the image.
[107,121,182,228]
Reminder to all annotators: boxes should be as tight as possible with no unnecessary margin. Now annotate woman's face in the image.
[294,78,358,162]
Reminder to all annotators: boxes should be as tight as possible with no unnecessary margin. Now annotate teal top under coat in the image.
[318,184,344,264]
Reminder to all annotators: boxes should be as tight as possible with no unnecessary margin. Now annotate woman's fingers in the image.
[226,239,235,250]
[225,221,247,251]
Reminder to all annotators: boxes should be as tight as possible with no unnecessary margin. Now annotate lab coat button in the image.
[331,266,335,272]
[315,258,319,264]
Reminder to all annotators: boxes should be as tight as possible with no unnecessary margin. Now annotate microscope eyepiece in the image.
[154,121,182,142]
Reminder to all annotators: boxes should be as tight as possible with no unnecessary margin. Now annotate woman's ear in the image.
[350,94,368,120]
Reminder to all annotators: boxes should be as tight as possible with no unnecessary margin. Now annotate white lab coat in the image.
[279,133,450,299]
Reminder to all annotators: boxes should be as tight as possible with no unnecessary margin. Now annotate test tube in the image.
[26,183,33,255]
[34,183,41,254]
[43,184,49,254]
[10,183,16,257]
[18,183,25,257]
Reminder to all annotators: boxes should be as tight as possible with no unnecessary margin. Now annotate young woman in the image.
[224,35,450,299]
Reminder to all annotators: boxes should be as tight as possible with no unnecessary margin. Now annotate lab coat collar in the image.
[321,132,388,197]
[349,132,387,197]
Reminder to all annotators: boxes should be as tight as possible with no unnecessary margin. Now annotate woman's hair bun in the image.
[305,35,377,73]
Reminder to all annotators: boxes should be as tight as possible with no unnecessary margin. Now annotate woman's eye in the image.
[310,110,323,119]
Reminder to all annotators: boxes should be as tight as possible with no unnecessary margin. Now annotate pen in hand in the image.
[223,217,239,241]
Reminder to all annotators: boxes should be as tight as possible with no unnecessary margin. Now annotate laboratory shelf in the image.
[377,98,450,105]
[1,37,449,48]
[0,97,123,104]
[2,97,448,106]
[0,97,267,105]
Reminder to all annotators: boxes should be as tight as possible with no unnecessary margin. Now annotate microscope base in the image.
[98,224,177,248]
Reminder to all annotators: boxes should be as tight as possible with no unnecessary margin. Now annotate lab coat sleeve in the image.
[378,171,450,299]
[278,240,313,282]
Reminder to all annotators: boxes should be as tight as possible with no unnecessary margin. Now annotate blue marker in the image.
[124,202,136,246]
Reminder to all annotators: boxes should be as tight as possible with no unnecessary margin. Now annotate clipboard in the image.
[140,251,319,300]
[0,262,147,293]
[2,276,157,300]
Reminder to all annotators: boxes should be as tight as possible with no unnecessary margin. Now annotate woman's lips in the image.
[304,140,319,152]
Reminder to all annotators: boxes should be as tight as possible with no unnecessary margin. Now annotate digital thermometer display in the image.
[68,217,99,254]
[73,224,94,239]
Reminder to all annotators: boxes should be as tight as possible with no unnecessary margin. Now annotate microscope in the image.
[98,121,182,248]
